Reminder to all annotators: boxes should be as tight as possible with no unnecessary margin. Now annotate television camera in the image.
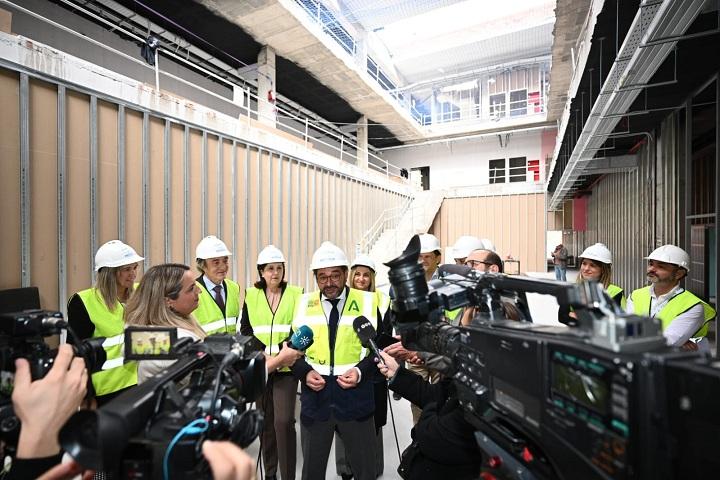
[386,235,720,479]
[58,330,267,479]
[0,309,106,453]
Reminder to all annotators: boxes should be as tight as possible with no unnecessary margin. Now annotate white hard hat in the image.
[94,240,144,271]
[579,243,612,264]
[480,238,496,252]
[351,254,376,272]
[646,244,690,271]
[310,241,348,270]
[452,236,484,259]
[419,233,441,254]
[195,235,232,260]
[257,245,286,265]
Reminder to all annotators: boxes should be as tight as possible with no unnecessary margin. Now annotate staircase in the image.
[357,190,445,288]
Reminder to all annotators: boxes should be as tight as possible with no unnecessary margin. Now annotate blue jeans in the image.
[554,265,567,281]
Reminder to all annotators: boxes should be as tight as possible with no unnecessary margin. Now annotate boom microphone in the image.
[289,325,314,351]
[352,316,385,366]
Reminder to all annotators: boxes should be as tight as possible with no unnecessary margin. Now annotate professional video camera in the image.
[386,235,720,480]
[0,309,106,452]
[59,330,267,479]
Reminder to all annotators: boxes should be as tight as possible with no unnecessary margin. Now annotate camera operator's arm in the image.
[202,440,254,480]
[376,352,445,408]
[265,341,304,372]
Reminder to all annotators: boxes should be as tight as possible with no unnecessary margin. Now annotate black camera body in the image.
[0,310,106,453]
[386,235,720,480]
[60,332,267,479]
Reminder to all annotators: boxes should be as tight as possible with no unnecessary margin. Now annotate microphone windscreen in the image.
[438,264,472,277]
[289,325,314,351]
[352,315,377,347]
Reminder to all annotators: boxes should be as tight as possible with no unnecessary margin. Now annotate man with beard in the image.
[626,244,716,352]
[291,241,378,480]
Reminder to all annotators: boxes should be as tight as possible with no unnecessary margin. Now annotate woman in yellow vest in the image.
[239,245,303,480]
[577,243,626,307]
[193,235,241,335]
[67,240,143,406]
[124,263,207,383]
[335,254,392,480]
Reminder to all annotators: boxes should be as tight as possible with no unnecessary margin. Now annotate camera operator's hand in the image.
[13,344,87,458]
[266,341,304,371]
[37,460,94,480]
[375,351,399,380]
[305,370,326,391]
[384,340,422,364]
[202,440,255,480]
[336,368,359,389]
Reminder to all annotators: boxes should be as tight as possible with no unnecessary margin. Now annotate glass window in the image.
[509,89,527,117]
[489,158,505,184]
[509,157,527,183]
[489,93,506,118]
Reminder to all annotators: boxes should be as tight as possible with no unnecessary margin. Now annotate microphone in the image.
[288,325,314,351]
[352,316,385,366]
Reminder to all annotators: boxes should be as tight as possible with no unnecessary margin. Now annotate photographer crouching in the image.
[375,350,480,479]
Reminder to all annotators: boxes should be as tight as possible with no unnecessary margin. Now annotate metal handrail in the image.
[356,196,413,256]
[7,0,410,181]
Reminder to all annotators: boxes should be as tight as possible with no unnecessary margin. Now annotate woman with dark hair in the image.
[240,245,303,480]
[66,240,144,405]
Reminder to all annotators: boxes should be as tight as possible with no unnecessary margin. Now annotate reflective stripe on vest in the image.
[631,286,717,337]
[376,291,391,317]
[193,279,241,335]
[606,283,627,310]
[77,288,137,396]
[245,285,302,372]
[292,288,376,376]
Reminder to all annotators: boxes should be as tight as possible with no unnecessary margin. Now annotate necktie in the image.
[328,298,340,351]
[213,284,225,313]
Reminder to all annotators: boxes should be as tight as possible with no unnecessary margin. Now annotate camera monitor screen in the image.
[124,327,178,361]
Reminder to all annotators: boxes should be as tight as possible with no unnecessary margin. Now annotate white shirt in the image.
[626,284,707,351]
[203,275,226,304]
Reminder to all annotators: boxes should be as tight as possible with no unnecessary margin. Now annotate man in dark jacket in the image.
[376,351,481,479]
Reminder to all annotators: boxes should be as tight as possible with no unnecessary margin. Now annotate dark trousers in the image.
[334,429,384,477]
[300,413,376,480]
[259,374,298,480]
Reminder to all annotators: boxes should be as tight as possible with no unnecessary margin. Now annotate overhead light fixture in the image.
[140,34,160,66]
[488,76,496,84]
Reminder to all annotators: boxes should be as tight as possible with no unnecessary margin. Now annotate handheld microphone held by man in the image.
[288,325,314,351]
[352,316,385,366]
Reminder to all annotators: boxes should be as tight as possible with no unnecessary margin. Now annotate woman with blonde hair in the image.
[67,240,144,405]
[124,263,206,382]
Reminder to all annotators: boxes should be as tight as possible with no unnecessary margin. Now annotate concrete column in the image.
[257,46,276,128]
[356,115,368,169]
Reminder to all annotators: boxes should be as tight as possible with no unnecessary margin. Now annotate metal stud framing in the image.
[57,85,67,314]
[90,96,99,279]
[20,73,30,287]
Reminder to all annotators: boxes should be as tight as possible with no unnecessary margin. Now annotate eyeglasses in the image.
[465,259,493,268]
[317,272,343,284]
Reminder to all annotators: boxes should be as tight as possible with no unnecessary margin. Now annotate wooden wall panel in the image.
[0,69,20,289]
[1,70,411,298]
[206,134,219,237]
[432,194,547,272]
[97,100,118,244]
[32,80,59,309]
[169,123,185,263]
[188,129,203,264]
[148,116,165,266]
[124,109,143,260]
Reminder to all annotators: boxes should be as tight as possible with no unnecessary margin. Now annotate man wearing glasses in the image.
[291,241,378,480]
[464,248,503,273]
